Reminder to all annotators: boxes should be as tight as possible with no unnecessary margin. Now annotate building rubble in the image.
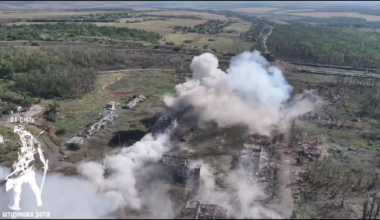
[123,95,148,109]
[150,116,177,139]
[158,152,201,186]
[65,101,119,148]
[180,199,228,219]
[235,134,278,183]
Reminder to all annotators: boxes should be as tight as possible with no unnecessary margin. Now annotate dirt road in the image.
[268,149,301,218]
[99,68,175,74]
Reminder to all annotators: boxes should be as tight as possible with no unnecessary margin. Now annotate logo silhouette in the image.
[4,125,49,211]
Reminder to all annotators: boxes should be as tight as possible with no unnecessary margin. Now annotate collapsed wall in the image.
[180,200,228,219]
[158,152,201,186]
[123,95,148,109]
[150,116,177,139]
[65,102,119,148]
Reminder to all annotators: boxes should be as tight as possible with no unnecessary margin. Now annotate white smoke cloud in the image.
[191,161,282,219]
[0,133,174,219]
[164,51,319,136]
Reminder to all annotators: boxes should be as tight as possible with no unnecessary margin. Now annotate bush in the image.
[69,143,81,151]
[46,112,56,122]
[30,42,41,46]
[173,46,181,51]
[55,128,67,135]
[153,45,159,49]
[183,40,193,43]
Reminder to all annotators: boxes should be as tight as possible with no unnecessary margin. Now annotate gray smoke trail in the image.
[164,51,320,136]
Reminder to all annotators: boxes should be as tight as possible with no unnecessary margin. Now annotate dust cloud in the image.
[0,51,319,219]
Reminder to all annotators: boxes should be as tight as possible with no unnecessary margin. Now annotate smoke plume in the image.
[164,51,320,136]
[0,51,319,219]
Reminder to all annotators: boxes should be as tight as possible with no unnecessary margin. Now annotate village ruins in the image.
[65,101,119,149]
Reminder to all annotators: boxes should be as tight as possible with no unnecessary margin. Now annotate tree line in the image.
[291,16,380,29]
[0,46,181,111]
[267,24,380,68]
[0,23,161,43]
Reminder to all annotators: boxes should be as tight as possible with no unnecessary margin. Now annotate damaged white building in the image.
[65,102,119,148]
[123,95,148,109]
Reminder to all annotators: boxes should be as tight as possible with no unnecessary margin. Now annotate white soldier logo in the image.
[4,125,49,211]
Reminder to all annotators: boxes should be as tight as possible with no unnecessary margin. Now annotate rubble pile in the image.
[123,95,148,109]
[180,200,228,219]
[150,116,177,139]
[158,152,201,185]
[246,134,272,147]
[65,102,119,148]
[302,143,328,159]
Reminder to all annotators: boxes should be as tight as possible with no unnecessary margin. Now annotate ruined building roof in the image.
[181,200,228,219]
[160,154,189,167]
[246,134,272,146]
[151,117,176,136]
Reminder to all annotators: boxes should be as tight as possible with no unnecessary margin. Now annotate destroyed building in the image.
[233,134,275,179]
[64,136,84,148]
[180,200,229,219]
[158,153,201,185]
[66,102,119,148]
[123,95,148,109]
[264,52,276,62]
[150,116,177,139]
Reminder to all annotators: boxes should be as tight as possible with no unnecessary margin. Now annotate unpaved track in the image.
[99,68,175,74]
[268,148,301,218]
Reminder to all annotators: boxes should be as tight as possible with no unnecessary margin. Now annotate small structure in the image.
[151,116,177,139]
[264,52,276,62]
[158,153,201,185]
[106,101,118,111]
[0,134,4,146]
[123,95,148,109]
[180,200,228,219]
[65,136,84,148]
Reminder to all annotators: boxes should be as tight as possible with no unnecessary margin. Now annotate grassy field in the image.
[0,11,118,19]
[132,7,162,11]
[229,7,279,13]
[277,11,380,22]
[96,18,208,34]
[222,22,251,33]
[5,17,208,35]
[163,33,252,52]
[54,70,177,142]
[135,10,228,20]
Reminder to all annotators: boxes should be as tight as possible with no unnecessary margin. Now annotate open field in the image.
[164,33,252,52]
[95,18,208,34]
[229,7,279,13]
[0,11,119,19]
[222,21,251,33]
[6,18,208,35]
[52,69,178,162]
[132,7,162,11]
[273,9,316,14]
[135,10,228,20]
[278,12,380,22]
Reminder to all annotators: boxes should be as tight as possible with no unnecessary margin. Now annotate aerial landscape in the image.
[1,0,380,219]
